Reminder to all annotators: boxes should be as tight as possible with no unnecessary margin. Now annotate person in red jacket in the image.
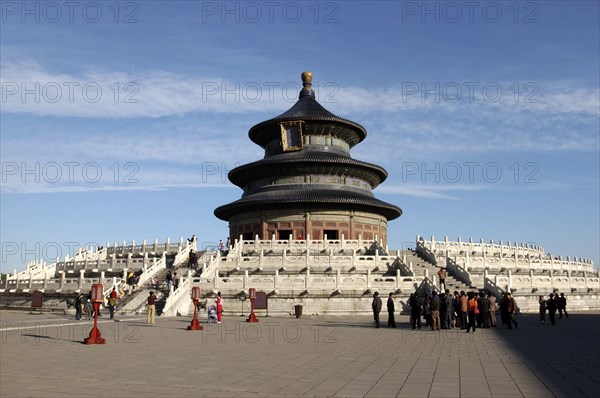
[216,291,223,324]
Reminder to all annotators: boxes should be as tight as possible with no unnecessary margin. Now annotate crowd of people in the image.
[373,288,571,331]
[538,292,569,325]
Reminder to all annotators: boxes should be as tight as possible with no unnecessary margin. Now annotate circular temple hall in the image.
[214,72,402,244]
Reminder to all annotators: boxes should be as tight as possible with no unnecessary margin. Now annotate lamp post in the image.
[187,287,203,330]
[84,283,106,344]
[246,287,259,322]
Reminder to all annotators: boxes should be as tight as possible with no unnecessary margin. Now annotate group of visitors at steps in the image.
[373,289,571,331]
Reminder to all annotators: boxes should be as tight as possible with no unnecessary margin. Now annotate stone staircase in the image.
[400,250,474,292]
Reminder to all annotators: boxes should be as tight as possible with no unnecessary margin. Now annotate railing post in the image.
[396,269,400,288]
[79,270,85,290]
[305,268,310,290]
[274,269,279,290]
[336,269,341,290]
[367,269,371,288]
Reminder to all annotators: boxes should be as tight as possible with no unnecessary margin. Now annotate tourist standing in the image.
[423,296,432,328]
[506,292,518,329]
[147,291,156,325]
[500,293,509,326]
[387,292,397,328]
[173,272,180,290]
[546,293,557,325]
[409,293,422,329]
[558,293,569,318]
[459,291,468,330]
[165,271,173,292]
[75,293,83,320]
[466,292,478,333]
[443,289,453,329]
[479,293,490,328]
[488,293,497,327]
[453,291,461,328]
[538,295,546,324]
[372,292,382,328]
[430,291,441,330]
[84,297,93,320]
[216,291,223,324]
[437,267,447,291]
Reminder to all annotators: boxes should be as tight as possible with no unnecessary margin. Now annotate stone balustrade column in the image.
[336,269,341,290]
[100,271,105,285]
[367,269,371,288]
[166,237,170,252]
[396,269,400,288]
[213,269,218,289]
[305,268,310,290]
[59,272,65,290]
[529,269,534,288]
[122,240,127,254]
[43,274,48,290]
[358,233,363,248]
[79,269,85,289]
[28,275,33,290]
[341,234,345,250]
[351,250,356,267]
[243,270,248,289]
[409,261,414,274]
[259,250,264,267]
[274,269,278,290]
[507,269,512,291]
[375,249,379,266]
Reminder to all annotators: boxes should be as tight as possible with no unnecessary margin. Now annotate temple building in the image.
[214,72,402,243]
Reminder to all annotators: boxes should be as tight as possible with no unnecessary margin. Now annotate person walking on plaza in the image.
[538,295,547,324]
[409,293,422,329]
[558,293,569,318]
[372,292,382,328]
[108,294,117,319]
[216,291,223,324]
[437,267,447,291]
[506,292,518,329]
[488,292,497,327]
[547,293,557,325]
[387,292,397,328]
[75,293,83,320]
[466,291,478,333]
[84,297,93,320]
[147,291,157,325]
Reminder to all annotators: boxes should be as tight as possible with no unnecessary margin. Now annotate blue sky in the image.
[1,1,598,272]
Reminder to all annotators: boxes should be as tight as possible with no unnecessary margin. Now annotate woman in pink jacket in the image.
[216,291,223,324]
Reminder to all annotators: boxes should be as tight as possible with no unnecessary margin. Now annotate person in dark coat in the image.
[387,292,397,328]
[75,293,83,320]
[558,293,569,318]
[479,293,491,328]
[408,293,422,329]
[372,292,382,328]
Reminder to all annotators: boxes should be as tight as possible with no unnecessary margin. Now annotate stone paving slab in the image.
[1,311,599,397]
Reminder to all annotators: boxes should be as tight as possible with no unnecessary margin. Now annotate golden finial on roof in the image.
[299,71,314,98]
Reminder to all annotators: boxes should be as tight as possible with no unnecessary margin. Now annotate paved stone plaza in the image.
[1,310,598,398]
